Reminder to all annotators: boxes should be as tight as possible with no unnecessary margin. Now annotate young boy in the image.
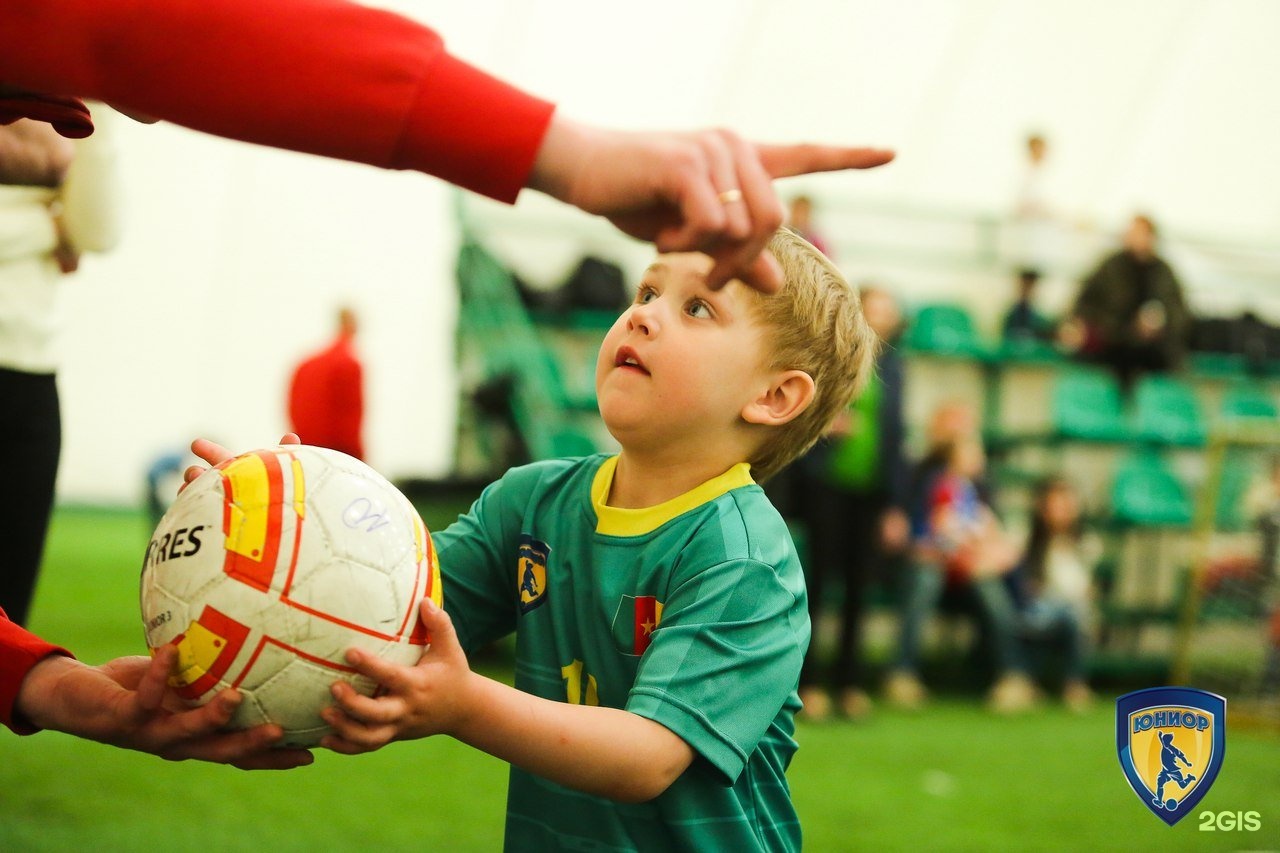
[199,228,875,850]
[885,432,1036,714]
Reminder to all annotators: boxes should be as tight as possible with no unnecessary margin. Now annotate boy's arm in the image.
[323,599,694,803]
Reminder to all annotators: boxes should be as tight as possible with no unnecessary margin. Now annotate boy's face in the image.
[595,253,773,449]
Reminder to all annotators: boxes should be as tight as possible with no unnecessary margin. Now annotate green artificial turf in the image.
[3,508,1278,851]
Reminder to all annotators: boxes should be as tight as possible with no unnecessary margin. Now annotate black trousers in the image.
[799,482,888,691]
[0,367,60,626]
[1094,341,1175,393]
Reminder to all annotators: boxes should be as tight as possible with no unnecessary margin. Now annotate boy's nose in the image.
[627,304,658,337]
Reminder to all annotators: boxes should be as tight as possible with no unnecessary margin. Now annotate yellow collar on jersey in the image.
[590,455,755,537]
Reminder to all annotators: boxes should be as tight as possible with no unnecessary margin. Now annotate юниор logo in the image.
[1116,687,1226,826]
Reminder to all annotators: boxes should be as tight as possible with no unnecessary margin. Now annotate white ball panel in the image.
[139,444,431,739]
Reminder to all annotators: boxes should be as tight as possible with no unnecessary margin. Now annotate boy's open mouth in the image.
[614,346,649,375]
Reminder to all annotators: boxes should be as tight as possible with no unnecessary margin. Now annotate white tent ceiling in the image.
[423,0,1280,240]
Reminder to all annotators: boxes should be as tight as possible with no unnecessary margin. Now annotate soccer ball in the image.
[140,444,440,747]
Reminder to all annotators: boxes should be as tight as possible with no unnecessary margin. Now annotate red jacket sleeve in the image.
[0,607,72,735]
[0,0,555,202]
[331,355,364,461]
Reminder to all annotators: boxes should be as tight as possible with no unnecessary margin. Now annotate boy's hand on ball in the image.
[182,434,301,492]
[321,598,475,754]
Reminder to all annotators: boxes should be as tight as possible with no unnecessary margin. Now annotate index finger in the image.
[710,250,784,294]
[757,144,895,179]
[191,437,235,467]
[344,647,414,687]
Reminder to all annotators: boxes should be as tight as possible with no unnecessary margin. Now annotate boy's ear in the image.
[742,370,815,427]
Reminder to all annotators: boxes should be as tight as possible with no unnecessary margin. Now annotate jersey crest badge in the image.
[517,534,550,614]
[1116,687,1226,825]
[612,595,664,655]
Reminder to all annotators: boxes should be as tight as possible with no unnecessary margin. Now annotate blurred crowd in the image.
[772,158,1280,721]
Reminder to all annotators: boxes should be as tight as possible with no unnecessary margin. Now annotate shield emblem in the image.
[1116,687,1226,826]
[517,534,550,614]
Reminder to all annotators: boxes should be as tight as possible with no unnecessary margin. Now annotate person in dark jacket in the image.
[1060,214,1192,390]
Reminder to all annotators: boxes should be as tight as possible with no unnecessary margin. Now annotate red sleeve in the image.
[929,478,956,514]
[333,356,364,461]
[0,0,555,202]
[0,607,73,735]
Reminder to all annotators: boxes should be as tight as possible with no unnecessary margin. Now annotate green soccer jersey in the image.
[436,454,809,852]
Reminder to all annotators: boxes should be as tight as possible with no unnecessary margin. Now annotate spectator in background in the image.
[1244,454,1280,579]
[1010,476,1098,712]
[884,403,1037,714]
[1000,268,1055,345]
[1059,214,1192,391]
[288,306,364,460]
[786,194,832,258]
[1010,132,1056,278]
[796,286,910,721]
[0,114,118,626]
[1243,456,1280,698]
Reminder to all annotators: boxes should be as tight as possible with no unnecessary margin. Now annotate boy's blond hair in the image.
[745,227,878,482]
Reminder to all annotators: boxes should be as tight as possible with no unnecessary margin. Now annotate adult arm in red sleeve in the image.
[0,607,72,734]
[0,0,895,290]
[2,606,312,768]
[0,0,555,202]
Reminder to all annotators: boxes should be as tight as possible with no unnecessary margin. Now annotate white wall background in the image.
[51,0,1280,504]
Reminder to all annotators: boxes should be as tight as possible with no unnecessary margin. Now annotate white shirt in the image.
[0,111,119,374]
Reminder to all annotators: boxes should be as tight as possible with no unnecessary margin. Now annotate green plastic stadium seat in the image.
[1189,352,1249,379]
[994,336,1064,365]
[1052,368,1129,442]
[1130,375,1206,447]
[1219,383,1279,421]
[903,304,989,359]
[1110,450,1193,527]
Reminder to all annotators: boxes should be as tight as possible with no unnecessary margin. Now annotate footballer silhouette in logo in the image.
[516,534,550,614]
[520,560,540,598]
[1153,731,1197,810]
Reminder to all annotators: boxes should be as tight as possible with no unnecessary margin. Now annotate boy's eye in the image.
[636,287,657,305]
[686,300,711,319]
